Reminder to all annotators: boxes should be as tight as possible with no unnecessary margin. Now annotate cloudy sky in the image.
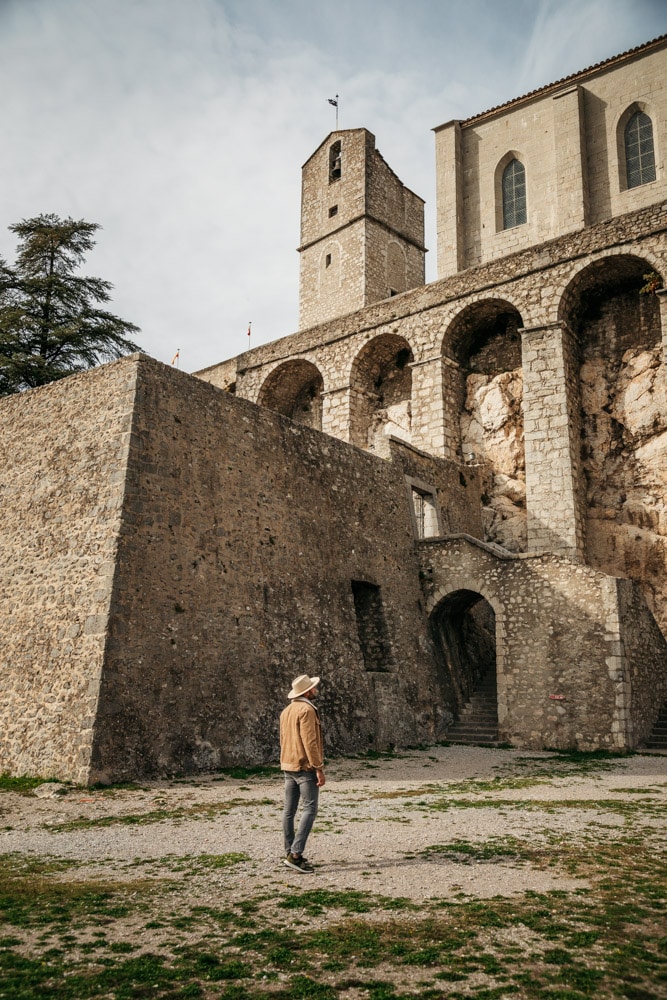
[1,0,666,373]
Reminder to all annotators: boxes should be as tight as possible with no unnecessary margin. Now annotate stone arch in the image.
[348,333,414,454]
[443,297,527,552]
[560,252,667,636]
[429,588,499,735]
[558,251,664,333]
[257,359,325,430]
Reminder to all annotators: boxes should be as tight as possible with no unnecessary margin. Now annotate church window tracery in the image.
[502,158,527,229]
[624,110,656,188]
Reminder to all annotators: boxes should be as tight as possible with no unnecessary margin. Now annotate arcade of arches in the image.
[250,249,666,641]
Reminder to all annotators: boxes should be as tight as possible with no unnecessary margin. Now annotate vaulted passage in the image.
[562,254,667,638]
[429,589,498,743]
[349,334,413,454]
[257,359,324,430]
[444,299,526,552]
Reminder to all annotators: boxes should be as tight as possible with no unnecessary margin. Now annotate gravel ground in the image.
[1,744,665,905]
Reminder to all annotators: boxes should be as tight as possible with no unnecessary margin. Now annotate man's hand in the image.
[315,768,326,787]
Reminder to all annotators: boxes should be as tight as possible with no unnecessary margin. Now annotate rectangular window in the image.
[406,479,442,539]
[325,253,332,268]
[351,581,393,672]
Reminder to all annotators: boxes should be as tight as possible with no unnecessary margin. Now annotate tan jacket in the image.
[279,697,324,772]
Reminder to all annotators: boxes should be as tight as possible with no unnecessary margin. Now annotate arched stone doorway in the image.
[349,334,413,454]
[560,254,667,636]
[257,360,324,430]
[429,589,499,743]
[444,299,526,551]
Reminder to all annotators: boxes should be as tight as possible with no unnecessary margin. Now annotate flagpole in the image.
[327,94,339,130]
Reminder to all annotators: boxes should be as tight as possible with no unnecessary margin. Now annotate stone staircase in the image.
[446,669,499,745]
[644,700,667,750]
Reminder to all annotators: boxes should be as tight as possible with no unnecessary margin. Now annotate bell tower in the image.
[298,128,426,330]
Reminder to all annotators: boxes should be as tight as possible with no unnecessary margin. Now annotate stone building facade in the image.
[298,129,426,329]
[197,36,667,754]
[1,37,666,783]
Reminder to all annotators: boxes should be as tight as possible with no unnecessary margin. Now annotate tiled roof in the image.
[449,34,667,130]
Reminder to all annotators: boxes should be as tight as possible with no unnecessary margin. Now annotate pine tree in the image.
[0,214,140,395]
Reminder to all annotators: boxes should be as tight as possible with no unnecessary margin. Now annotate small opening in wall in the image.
[410,484,441,539]
[329,140,342,182]
[325,253,332,268]
[329,205,338,217]
[389,289,397,297]
[351,580,393,672]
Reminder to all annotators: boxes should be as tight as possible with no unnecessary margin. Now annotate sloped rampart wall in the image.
[0,359,139,782]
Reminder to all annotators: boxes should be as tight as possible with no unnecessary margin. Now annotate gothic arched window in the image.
[502,159,527,229]
[625,111,656,188]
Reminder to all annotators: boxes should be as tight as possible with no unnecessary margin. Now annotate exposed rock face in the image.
[579,289,667,636]
[461,369,526,551]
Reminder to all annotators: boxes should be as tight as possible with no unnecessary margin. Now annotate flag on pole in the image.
[171,349,180,366]
[327,95,339,129]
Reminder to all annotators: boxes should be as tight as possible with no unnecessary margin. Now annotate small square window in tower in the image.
[351,581,393,672]
[410,485,441,539]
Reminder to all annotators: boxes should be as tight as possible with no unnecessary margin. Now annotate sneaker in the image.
[283,854,315,873]
[284,851,308,863]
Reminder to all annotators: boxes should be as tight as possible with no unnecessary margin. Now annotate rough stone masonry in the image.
[1,37,667,782]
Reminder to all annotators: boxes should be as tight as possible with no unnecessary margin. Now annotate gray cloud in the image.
[1,0,665,371]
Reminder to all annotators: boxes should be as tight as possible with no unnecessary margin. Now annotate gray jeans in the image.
[282,770,319,856]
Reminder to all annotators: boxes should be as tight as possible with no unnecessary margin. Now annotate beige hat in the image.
[288,674,320,699]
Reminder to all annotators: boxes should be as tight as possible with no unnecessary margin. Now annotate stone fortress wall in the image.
[0,355,484,782]
[197,35,667,757]
[0,361,139,783]
[1,37,666,783]
[200,203,667,633]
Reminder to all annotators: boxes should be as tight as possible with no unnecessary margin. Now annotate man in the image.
[280,674,325,873]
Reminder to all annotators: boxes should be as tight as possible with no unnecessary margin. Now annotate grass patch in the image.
[0,750,664,998]
[277,890,415,916]
[45,797,274,832]
[215,764,281,780]
[0,775,66,795]
[418,836,538,865]
[0,846,663,998]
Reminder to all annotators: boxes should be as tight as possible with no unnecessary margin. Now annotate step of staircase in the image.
[446,670,499,745]
[645,701,667,749]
